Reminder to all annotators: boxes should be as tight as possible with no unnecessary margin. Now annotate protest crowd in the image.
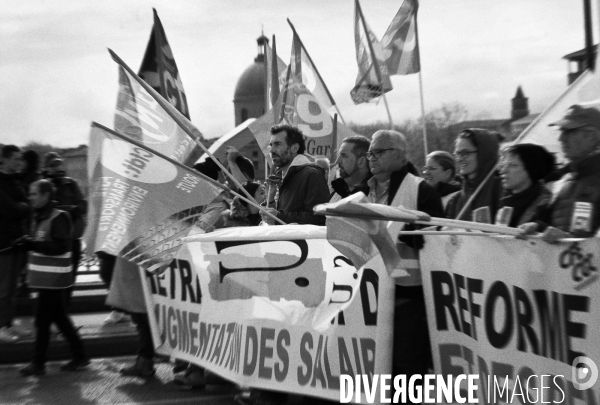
[3,2,600,405]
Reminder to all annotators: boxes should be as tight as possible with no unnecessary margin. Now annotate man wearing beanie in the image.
[42,152,87,306]
[498,143,555,227]
[520,103,600,240]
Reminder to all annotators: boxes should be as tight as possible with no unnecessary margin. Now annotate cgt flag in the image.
[251,30,357,160]
[112,49,204,167]
[139,8,190,119]
[351,0,393,104]
[84,122,221,271]
[381,0,420,76]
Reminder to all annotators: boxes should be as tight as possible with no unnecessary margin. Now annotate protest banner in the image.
[83,122,221,270]
[140,225,395,403]
[420,234,600,404]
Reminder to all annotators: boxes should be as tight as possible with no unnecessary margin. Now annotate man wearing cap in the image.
[42,152,87,306]
[520,104,600,241]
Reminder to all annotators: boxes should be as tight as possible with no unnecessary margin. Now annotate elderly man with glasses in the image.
[366,130,444,397]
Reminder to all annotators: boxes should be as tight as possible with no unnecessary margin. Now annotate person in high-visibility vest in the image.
[12,179,89,376]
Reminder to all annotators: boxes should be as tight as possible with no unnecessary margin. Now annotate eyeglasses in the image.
[453,150,478,159]
[366,148,397,160]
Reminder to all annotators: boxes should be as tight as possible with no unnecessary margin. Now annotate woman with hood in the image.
[445,129,503,221]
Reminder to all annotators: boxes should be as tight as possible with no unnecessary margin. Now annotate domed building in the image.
[230,34,271,180]
[233,35,268,126]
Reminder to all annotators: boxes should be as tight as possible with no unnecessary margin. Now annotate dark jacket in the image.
[275,155,331,225]
[445,129,503,221]
[330,175,371,201]
[535,153,600,236]
[499,182,552,227]
[435,181,461,198]
[48,175,87,238]
[0,172,29,252]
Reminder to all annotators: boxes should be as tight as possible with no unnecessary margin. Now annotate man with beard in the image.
[260,124,330,225]
[330,135,371,202]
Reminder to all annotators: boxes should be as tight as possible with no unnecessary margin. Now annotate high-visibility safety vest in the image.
[27,209,73,289]
[386,173,423,287]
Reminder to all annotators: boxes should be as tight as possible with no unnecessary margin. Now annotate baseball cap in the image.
[550,104,600,131]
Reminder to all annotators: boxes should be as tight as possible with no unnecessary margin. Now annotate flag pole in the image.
[356,0,394,129]
[108,49,286,225]
[262,32,270,181]
[331,114,338,162]
[415,15,428,156]
[287,19,348,126]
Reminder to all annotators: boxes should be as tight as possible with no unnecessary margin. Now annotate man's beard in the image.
[271,149,293,168]
[338,165,355,179]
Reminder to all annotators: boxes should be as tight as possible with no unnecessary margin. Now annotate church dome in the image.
[233,35,268,101]
[233,59,266,100]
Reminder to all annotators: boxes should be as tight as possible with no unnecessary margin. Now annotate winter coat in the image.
[273,155,331,225]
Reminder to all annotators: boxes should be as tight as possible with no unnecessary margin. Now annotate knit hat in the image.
[506,143,556,182]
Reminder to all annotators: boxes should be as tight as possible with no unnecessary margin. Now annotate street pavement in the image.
[0,356,239,405]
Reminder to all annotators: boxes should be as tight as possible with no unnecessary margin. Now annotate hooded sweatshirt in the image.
[445,129,503,221]
[274,154,331,225]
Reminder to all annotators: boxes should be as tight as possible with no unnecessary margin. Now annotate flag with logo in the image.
[249,29,357,160]
[112,47,203,168]
[381,0,420,75]
[351,0,393,104]
[84,122,221,271]
[138,8,190,119]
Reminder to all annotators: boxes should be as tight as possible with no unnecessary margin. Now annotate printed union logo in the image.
[572,356,599,390]
[102,138,177,184]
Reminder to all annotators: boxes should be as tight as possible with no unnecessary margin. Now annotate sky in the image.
[0,0,595,148]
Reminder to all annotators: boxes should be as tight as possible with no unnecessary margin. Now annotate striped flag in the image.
[381,0,420,75]
[138,8,190,119]
[350,0,393,104]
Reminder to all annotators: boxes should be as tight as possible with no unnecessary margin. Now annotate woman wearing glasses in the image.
[422,151,461,209]
[445,129,504,221]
